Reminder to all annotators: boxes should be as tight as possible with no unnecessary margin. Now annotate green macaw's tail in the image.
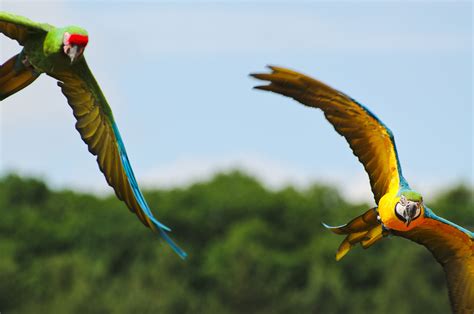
[323,208,387,261]
[0,53,40,101]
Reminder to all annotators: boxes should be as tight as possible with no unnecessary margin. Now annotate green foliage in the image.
[0,172,472,313]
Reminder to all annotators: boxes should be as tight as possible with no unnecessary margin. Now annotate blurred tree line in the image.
[0,172,472,313]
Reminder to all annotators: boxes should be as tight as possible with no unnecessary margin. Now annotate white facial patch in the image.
[63,32,71,45]
[395,202,406,217]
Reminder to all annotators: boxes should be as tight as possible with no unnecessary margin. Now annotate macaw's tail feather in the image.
[324,207,388,261]
[0,53,40,101]
[159,229,188,260]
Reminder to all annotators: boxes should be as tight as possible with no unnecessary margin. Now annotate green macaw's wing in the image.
[49,59,186,259]
[394,210,474,313]
[0,11,51,45]
[251,66,409,203]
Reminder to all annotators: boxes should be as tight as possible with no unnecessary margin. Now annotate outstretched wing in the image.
[393,209,474,313]
[0,11,52,45]
[251,66,409,203]
[49,58,186,259]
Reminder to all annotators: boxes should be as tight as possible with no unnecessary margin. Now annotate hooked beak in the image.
[403,203,417,227]
[67,45,79,63]
[64,44,84,64]
[405,217,412,227]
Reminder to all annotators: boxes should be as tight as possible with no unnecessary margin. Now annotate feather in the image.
[50,60,186,259]
[394,208,473,313]
[251,66,407,203]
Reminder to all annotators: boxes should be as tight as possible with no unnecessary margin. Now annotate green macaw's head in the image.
[395,190,424,227]
[44,26,88,64]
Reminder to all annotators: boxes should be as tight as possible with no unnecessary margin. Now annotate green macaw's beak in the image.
[67,45,79,63]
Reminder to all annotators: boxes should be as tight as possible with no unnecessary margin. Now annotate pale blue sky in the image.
[0,1,472,201]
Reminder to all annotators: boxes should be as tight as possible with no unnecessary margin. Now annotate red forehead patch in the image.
[69,34,89,46]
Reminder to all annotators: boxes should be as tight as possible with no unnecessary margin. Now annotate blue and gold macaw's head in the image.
[395,190,424,227]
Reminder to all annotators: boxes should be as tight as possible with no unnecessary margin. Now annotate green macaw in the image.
[251,66,473,313]
[0,12,186,259]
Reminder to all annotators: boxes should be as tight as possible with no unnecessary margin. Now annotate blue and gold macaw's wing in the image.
[49,58,187,259]
[251,66,409,203]
[0,11,51,45]
[394,208,474,313]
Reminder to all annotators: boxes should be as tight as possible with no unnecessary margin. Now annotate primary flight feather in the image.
[0,12,186,259]
[251,66,473,313]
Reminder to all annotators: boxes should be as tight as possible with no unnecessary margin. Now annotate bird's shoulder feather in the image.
[0,11,52,45]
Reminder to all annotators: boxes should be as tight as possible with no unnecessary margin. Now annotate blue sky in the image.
[0,1,472,201]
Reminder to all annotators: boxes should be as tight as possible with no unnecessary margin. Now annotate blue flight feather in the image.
[111,122,187,259]
[424,207,474,238]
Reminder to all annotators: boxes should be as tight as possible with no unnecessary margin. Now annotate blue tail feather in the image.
[159,229,188,260]
[111,123,186,258]
[321,222,347,229]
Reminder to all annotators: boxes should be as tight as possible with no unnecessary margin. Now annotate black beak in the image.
[404,203,417,226]
[405,217,412,227]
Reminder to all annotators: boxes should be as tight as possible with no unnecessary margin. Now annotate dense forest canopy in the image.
[0,172,472,313]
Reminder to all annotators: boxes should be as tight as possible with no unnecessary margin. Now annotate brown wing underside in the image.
[0,12,50,45]
[50,63,153,229]
[0,20,29,44]
[251,66,402,203]
[394,220,474,313]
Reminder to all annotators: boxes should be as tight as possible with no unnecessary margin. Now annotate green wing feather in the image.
[393,210,474,313]
[48,58,186,258]
[0,11,52,45]
[251,66,408,203]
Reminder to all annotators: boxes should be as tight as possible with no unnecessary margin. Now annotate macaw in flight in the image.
[251,66,473,313]
[0,12,186,259]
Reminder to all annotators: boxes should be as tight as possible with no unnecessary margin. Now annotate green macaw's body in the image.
[27,27,83,71]
[0,11,186,259]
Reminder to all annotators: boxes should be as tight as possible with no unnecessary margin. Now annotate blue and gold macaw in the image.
[0,12,186,259]
[251,66,473,313]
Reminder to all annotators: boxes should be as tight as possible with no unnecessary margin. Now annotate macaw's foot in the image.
[323,207,390,261]
[376,213,391,233]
